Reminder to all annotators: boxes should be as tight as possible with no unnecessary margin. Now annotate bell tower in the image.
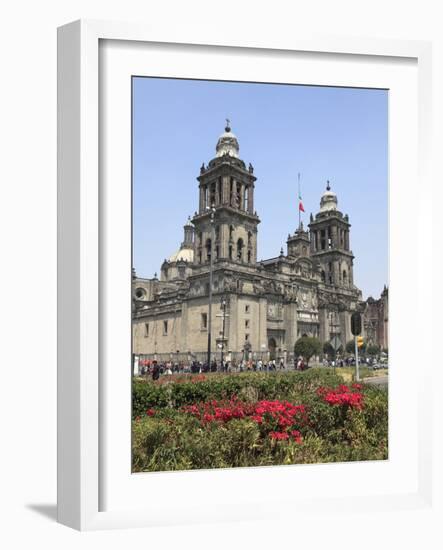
[192,121,260,266]
[309,181,354,288]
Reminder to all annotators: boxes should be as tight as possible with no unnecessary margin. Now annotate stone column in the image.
[340,310,351,345]
[258,297,268,354]
[178,302,187,352]
[222,175,229,205]
[333,260,340,285]
[318,308,329,342]
[284,302,298,351]
[215,179,220,206]
[220,224,228,258]
[332,225,338,248]
[248,184,254,214]
[199,185,205,212]
[240,183,245,210]
[228,294,238,351]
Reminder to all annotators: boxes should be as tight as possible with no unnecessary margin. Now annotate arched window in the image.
[206,238,212,261]
[327,227,333,249]
[247,250,251,263]
[229,245,233,260]
[320,229,326,250]
[209,183,216,206]
[236,183,242,208]
[215,245,219,259]
[321,270,326,282]
[247,231,252,245]
[342,269,347,286]
[328,262,333,284]
[229,225,234,241]
[237,238,244,261]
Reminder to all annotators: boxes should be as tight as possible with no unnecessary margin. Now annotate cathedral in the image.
[132,122,387,364]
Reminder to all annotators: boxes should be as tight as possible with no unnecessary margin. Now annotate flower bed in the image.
[132,370,388,472]
[132,368,345,417]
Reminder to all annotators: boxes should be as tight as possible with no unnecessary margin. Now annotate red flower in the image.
[319,385,364,409]
[290,430,302,443]
[146,408,156,416]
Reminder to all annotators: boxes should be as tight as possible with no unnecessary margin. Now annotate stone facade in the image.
[362,286,389,350]
[132,123,386,362]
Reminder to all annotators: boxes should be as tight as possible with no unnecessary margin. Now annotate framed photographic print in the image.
[58,20,434,531]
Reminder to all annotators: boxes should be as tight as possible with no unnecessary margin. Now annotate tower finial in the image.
[225,117,231,132]
[326,179,331,191]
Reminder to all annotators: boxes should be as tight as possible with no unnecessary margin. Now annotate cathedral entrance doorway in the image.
[268,337,277,360]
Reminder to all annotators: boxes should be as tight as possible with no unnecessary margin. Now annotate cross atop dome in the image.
[320,180,338,212]
[215,119,239,158]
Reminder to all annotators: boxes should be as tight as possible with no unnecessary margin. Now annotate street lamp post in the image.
[220,296,227,370]
[207,205,216,370]
[329,310,341,372]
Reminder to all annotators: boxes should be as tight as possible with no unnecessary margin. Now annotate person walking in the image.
[152,361,160,381]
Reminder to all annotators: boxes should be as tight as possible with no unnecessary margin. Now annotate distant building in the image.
[362,286,389,350]
[132,123,387,363]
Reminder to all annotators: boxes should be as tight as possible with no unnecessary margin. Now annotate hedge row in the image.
[132,381,388,471]
[132,369,345,417]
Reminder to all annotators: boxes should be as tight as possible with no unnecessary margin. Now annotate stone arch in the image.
[237,238,244,261]
[205,238,212,261]
[268,337,277,360]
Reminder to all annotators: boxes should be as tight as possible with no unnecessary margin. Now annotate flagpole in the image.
[298,172,301,229]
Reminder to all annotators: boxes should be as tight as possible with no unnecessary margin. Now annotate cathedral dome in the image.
[215,120,239,158]
[168,247,194,263]
[319,180,338,212]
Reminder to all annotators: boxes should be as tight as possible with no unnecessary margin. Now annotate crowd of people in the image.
[137,356,308,380]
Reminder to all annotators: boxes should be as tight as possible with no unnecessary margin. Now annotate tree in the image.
[346,340,355,354]
[323,342,334,356]
[323,341,343,358]
[294,336,322,365]
[367,344,380,357]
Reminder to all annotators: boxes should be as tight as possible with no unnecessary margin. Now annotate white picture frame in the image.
[57,19,434,531]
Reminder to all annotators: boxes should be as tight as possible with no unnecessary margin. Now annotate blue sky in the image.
[133,77,388,300]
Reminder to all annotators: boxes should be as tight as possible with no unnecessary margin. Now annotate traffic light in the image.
[357,336,364,348]
[351,312,362,336]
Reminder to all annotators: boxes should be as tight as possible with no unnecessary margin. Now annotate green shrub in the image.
[133,369,345,417]
[131,375,388,471]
